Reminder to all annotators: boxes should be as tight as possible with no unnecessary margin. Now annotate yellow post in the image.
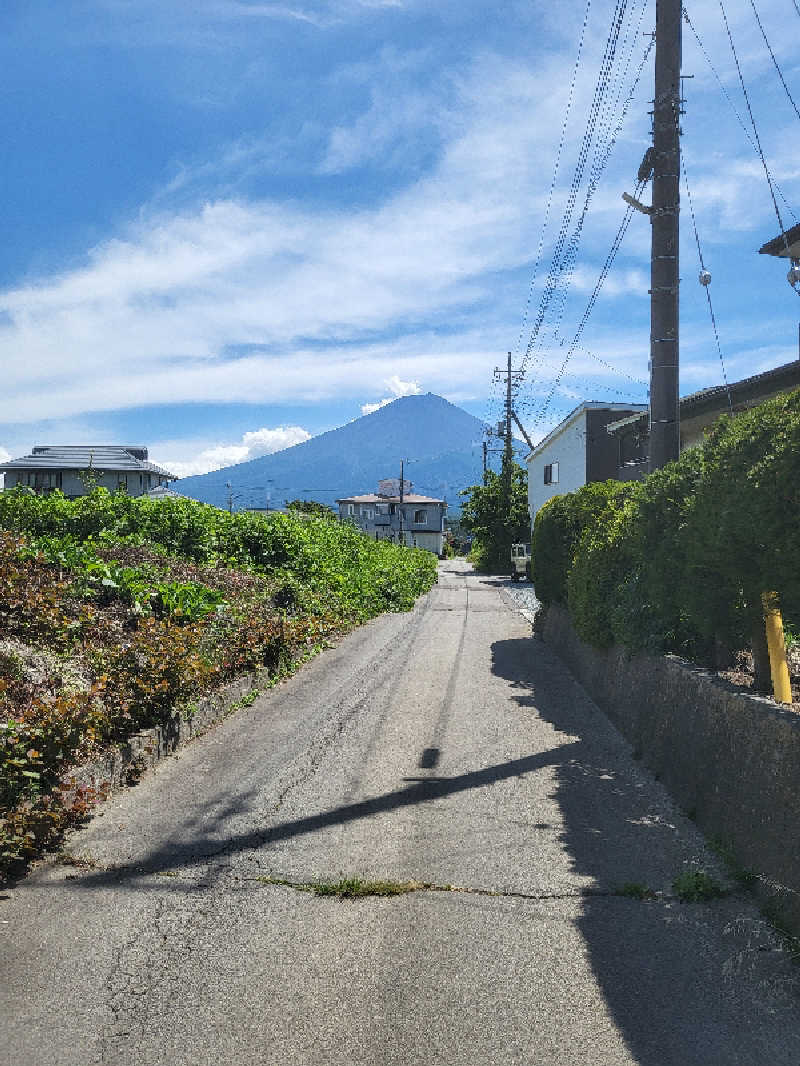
[761,591,793,704]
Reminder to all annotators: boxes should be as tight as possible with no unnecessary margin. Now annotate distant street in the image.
[2,559,799,1065]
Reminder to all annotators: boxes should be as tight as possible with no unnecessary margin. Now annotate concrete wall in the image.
[63,667,275,802]
[540,604,800,936]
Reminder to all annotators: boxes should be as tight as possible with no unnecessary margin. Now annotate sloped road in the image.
[2,559,799,1065]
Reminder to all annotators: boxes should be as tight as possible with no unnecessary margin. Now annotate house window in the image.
[362,508,373,519]
[413,509,427,524]
[32,471,62,492]
[117,475,128,492]
[543,461,559,485]
[347,504,354,515]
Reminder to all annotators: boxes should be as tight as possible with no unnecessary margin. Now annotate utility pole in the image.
[493,351,526,563]
[399,458,405,545]
[648,0,682,471]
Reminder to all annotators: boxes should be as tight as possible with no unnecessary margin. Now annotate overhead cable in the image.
[747,0,800,123]
[530,185,644,428]
[523,23,655,382]
[681,151,733,415]
[520,0,634,377]
[682,7,796,220]
[717,0,793,253]
[513,0,593,361]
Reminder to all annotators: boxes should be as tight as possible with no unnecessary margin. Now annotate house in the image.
[0,445,177,498]
[336,478,447,555]
[526,402,648,528]
[605,359,800,479]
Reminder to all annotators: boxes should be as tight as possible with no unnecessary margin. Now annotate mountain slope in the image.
[175,394,493,512]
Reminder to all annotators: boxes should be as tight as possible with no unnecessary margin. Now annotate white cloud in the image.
[163,424,311,477]
[2,0,796,439]
[361,374,423,414]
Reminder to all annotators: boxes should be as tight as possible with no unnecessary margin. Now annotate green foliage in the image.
[0,493,438,874]
[531,481,625,607]
[672,869,725,902]
[683,390,800,651]
[284,499,334,517]
[460,464,529,572]
[531,388,800,662]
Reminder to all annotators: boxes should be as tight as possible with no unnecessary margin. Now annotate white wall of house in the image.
[527,410,588,530]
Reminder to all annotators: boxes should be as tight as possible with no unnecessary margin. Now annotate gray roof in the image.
[680,359,800,414]
[0,445,177,480]
[759,221,800,259]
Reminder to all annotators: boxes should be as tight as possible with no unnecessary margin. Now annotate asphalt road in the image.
[2,559,799,1065]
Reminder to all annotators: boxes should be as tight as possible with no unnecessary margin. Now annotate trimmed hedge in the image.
[531,388,800,661]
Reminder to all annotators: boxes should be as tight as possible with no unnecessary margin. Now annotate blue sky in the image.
[1,0,798,478]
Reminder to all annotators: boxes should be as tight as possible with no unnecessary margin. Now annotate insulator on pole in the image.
[787,262,800,287]
[699,269,712,286]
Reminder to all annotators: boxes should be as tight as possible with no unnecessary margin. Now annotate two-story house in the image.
[0,445,177,498]
[336,478,447,555]
[526,403,648,529]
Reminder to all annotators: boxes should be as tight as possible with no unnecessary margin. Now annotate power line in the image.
[682,150,733,415]
[513,0,594,360]
[520,0,636,376]
[747,0,800,124]
[718,0,791,247]
[521,26,655,399]
[682,7,797,220]
[529,187,644,428]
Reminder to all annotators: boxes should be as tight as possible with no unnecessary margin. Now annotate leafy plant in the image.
[672,869,725,902]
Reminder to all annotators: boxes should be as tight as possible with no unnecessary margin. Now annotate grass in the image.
[616,882,655,900]
[707,836,757,889]
[672,869,725,903]
[259,875,427,899]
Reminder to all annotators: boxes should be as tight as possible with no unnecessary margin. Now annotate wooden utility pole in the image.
[648,0,682,471]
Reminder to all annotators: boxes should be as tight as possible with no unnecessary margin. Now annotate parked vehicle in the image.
[510,542,531,582]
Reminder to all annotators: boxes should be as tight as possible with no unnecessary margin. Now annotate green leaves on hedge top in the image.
[531,387,800,659]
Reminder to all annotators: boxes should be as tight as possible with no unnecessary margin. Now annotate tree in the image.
[284,498,334,517]
[459,463,530,572]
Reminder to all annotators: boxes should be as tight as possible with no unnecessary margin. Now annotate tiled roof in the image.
[0,445,177,480]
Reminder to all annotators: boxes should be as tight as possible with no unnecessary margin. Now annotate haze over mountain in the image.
[175,394,513,513]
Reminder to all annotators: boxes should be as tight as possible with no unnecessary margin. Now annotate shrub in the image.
[532,481,627,608]
[606,448,706,656]
[683,390,800,652]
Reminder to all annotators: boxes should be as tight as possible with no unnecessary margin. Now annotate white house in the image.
[0,445,177,498]
[336,479,447,555]
[526,403,648,529]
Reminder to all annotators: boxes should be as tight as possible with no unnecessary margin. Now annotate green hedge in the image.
[531,480,628,608]
[531,388,800,660]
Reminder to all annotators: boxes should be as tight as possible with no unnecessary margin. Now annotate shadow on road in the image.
[489,635,799,1066]
[60,744,579,889]
[52,628,798,1061]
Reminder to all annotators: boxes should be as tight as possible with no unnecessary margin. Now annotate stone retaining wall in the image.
[540,603,800,937]
[63,668,272,799]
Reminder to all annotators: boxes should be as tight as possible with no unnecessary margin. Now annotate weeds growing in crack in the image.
[672,870,725,903]
[616,882,655,900]
[259,876,428,898]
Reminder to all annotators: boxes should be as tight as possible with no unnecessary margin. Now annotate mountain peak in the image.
[176,393,490,513]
